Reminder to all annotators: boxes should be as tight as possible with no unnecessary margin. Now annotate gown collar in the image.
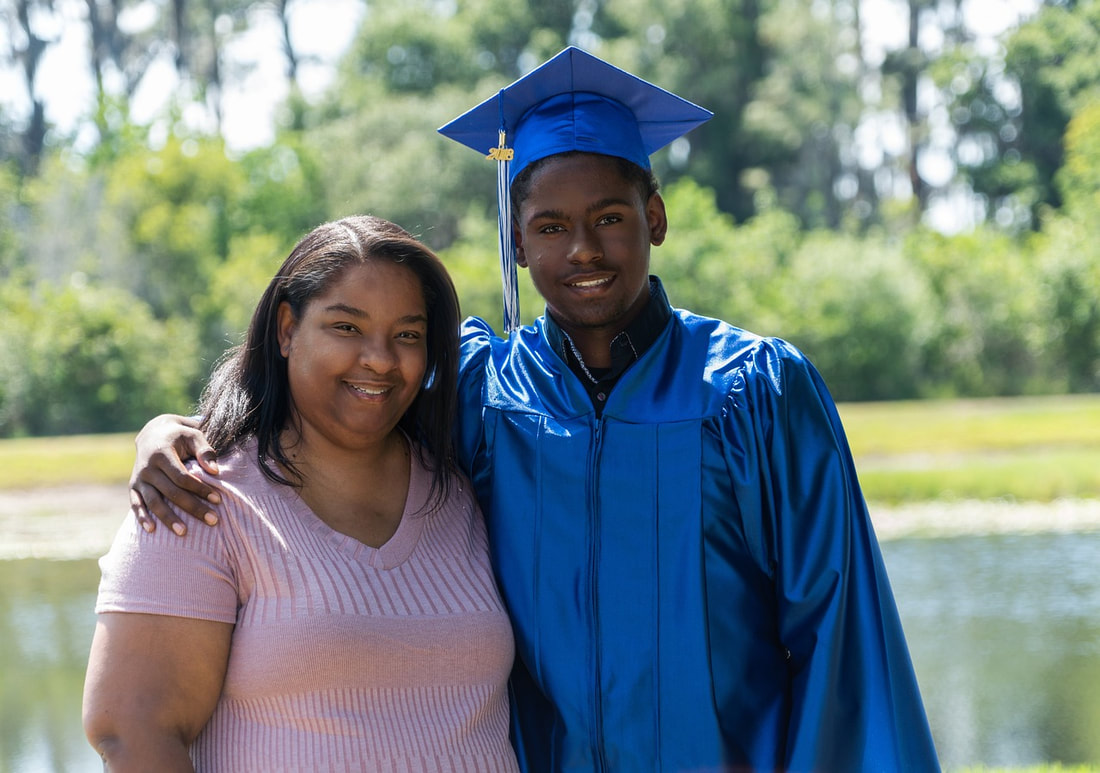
[543,276,672,406]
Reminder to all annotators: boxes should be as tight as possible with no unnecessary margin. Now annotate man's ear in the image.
[276,301,297,357]
[647,192,669,247]
[513,221,529,268]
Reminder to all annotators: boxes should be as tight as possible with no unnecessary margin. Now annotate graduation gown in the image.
[455,290,940,772]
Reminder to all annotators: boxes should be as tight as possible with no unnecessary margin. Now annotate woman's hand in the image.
[129,414,222,536]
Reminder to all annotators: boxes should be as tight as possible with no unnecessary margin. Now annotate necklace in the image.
[564,334,600,384]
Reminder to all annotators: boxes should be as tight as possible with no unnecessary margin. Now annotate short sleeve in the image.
[96,511,239,625]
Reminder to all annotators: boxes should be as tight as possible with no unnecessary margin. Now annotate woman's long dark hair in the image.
[198,215,461,512]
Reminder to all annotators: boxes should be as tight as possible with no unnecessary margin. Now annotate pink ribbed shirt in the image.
[96,439,519,772]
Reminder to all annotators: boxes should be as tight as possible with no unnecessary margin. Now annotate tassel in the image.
[488,128,519,333]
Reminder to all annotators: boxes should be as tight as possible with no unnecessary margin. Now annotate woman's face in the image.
[277,260,428,452]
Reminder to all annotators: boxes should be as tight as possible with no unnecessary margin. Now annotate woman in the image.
[82,216,519,772]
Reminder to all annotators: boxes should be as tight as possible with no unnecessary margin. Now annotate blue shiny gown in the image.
[455,286,940,772]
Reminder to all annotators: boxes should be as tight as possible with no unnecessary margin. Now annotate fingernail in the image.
[172,523,187,536]
[207,492,222,505]
[140,519,154,533]
[204,512,219,526]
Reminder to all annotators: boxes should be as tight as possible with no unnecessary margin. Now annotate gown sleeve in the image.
[747,339,939,771]
[456,316,495,484]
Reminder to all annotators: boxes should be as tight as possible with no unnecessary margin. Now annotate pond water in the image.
[2,529,1099,771]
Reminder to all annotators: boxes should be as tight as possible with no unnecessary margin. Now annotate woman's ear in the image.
[276,301,297,358]
[647,192,668,247]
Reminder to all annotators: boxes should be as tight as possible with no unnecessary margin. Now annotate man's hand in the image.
[129,414,222,536]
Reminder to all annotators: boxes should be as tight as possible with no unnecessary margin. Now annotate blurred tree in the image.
[598,0,771,223]
[304,77,492,250]
[83,0,165,148]
[2,0,54,175]
[0,162,21,277]
[943,0,1100,230]
[903,226,1047,396]
[166,0,256,132]
[301,0,587,249]
[656,177,795,332]
[194,228,285,368]
[744,0,871,229]
[0,280,200,436]
[98,135,244,317]
[22,130,326,372]
[598,0,883,230]
[777,230,935,400]
[1036,217,1100,392]
[1036,101,1100,391]
[440,203,544,329]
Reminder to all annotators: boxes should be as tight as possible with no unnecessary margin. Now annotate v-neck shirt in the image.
[96,437,518,772]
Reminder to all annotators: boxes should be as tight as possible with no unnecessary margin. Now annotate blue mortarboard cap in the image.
[438,46,712,332]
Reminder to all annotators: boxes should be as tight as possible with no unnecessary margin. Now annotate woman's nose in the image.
[359,335,398,371]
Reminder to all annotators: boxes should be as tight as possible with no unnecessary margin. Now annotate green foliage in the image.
[235,140,329,245]
[1031,217,1100,392]
[778,231,934,400]
[953,0,1100,228]
[193,229,288,370]
[100,136,246,319]
[305,80,493,251]
[0,281,200,437]
[3,1,1098,435]
[902,227,1048,397]
[1057,101,1100,218]
[0,163,21,277]
[657,178,794,332]
[439,206,544,328]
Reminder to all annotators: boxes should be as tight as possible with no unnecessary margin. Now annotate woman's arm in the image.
[83,612,233,772]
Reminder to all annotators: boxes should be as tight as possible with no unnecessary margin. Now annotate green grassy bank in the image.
[958,767,1099,773]
[1,393,1099,503]
[838,393,1100,503]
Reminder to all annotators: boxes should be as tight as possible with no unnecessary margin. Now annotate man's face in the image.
[513,154,667,343]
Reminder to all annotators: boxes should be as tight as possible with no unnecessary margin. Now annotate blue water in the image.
[3,528,1100,771]
[883,531,1100,768]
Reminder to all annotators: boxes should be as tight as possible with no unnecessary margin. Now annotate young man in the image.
[129,47,939,771]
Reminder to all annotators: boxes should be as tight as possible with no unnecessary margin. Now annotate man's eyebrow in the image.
[586,196,634,214]
[527,197,635,222]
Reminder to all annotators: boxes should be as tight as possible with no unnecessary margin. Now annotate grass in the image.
[1,394,1098,504]
[0,431,135,488]
[955,767,1099,773]
[838,394,1100,504]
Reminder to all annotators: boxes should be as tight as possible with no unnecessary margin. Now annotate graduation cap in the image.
[438,46,712,332]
